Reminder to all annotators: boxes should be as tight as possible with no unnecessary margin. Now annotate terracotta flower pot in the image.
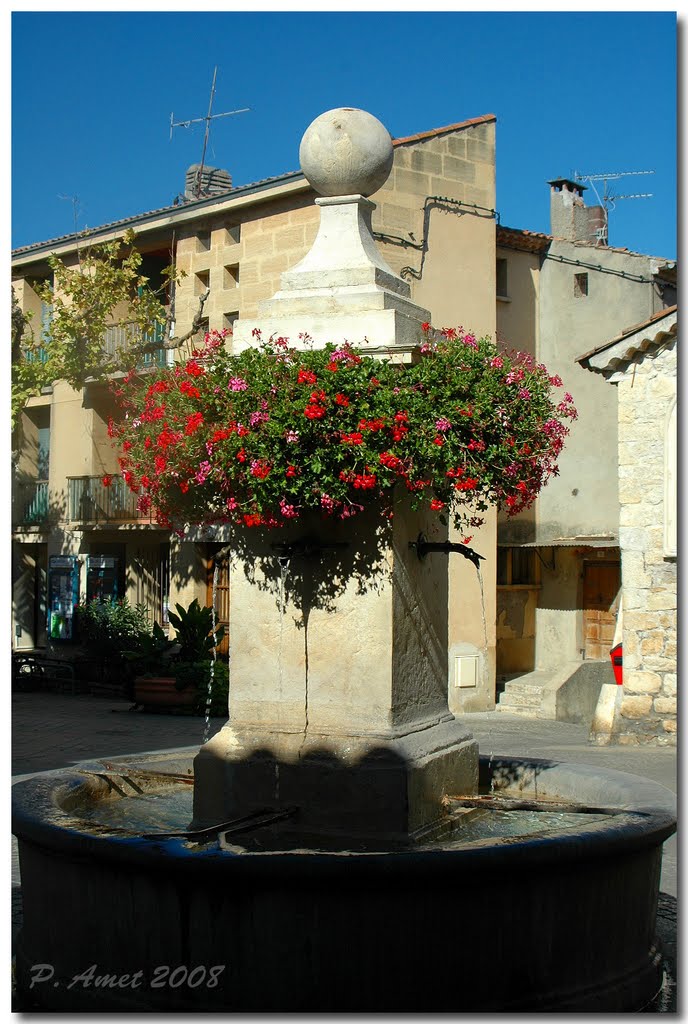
[134,676,195,708]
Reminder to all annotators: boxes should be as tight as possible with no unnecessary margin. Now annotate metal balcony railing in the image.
[16,480,50,525]
[103,322,167,368]
[67,476,156,524]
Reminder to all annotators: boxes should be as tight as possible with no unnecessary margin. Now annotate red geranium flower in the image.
[297,368,317,385]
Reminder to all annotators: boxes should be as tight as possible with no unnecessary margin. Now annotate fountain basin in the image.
[12,752,675,1013]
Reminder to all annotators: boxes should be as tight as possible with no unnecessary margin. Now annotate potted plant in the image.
[125,622,180,709]
[132,600,225,712]
[76,598,152,698]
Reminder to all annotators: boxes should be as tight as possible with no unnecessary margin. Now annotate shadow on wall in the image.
[228,510,393,616]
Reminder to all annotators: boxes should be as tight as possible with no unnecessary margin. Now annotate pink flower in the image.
[250,459,271,479]
[490,356,504,369]
[194,461,212,484]
[279,498,299,519]
[435,418,451,433]
[518,388,531,400]
[285,430,299,443]
[505,368,524,385]
[228,377,248,392]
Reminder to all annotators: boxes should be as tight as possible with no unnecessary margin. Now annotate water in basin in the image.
[72,779,626,849]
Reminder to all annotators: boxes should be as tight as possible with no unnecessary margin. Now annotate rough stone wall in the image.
[614,339,677,744]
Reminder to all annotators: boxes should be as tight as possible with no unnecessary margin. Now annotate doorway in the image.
[582,561,621,660]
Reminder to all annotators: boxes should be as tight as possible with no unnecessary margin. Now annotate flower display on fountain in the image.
[109,323,577,536]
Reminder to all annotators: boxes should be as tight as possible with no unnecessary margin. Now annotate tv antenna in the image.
[573,169,654,245]
[170,66,250,199]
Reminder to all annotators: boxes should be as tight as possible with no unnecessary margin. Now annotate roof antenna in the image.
[170,67,250,199]
[573,169,654,245]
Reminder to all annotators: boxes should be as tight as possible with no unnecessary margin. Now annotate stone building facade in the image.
[12,111,499,713]
[492,182,675,723]
[578,306,677,744]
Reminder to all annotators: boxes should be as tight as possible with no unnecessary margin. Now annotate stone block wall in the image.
[613,339,677,744]
[173,117,496,342]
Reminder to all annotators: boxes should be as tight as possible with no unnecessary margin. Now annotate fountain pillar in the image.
[193,108,479,838]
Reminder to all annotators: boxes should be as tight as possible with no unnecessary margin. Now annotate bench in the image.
[12,653,82,694]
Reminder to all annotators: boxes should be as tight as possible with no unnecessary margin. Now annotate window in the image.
[195,270,210,296]
[37,423,50,480]
[224,264,240,288]
[497,547,539,586]
[225,223,241,245]
[574,273,588,298]
[197,231,211,253]
[223,311,239,333]
[496,258,508,298]
[24,297,52,364]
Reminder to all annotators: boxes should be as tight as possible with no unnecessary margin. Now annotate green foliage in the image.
[193,659,230,717]
[11,232,182,422]
[168,598,225,663]
[76,598,152,660]
[122,621,176,675]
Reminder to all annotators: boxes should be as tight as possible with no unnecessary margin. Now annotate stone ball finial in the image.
[299,107,394,198]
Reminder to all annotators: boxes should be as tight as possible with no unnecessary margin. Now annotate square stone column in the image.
[193,500,478,839]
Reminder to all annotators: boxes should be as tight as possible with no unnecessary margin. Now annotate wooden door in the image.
[582,561,620,660]
[206,550,230,657]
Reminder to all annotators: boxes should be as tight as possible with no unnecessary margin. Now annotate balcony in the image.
[16,480,50,526]
[67,476,156,525]
[103,322,167,369]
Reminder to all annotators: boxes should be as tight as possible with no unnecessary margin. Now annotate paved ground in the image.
[12,693,678,1010]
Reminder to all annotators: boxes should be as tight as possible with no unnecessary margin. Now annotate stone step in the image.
[502,681,546,696]
[494,703,545,718]
[498,691,543,708]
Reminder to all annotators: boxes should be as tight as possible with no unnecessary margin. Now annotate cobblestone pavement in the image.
[12,693,677,1011]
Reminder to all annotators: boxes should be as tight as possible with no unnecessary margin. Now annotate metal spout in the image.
[409,532,485,570]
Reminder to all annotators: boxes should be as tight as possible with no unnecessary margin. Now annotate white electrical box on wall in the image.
[455,655,478,688]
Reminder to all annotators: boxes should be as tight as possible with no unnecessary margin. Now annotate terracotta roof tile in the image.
[576,305,678,366]
[392,113,496,147]
[497,226,552,252]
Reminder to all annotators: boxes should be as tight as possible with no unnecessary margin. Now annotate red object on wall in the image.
[610,644,623,685]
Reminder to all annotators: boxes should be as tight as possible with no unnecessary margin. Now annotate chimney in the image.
[184,164,232,201]
[548,177,607,245]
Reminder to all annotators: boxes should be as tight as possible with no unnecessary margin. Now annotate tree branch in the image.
[137,289,211,355]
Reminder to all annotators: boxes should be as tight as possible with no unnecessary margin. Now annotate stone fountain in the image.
[12,108,676,1013]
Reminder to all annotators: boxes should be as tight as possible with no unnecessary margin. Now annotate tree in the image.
[11,229,209,428]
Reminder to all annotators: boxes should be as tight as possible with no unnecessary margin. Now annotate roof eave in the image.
[577,308,678,374]
[12,171,310,265]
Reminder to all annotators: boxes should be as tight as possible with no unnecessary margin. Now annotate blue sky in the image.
[11,10,677,259]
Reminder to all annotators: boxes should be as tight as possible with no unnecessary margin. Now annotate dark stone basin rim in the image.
[12,753,676,878]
